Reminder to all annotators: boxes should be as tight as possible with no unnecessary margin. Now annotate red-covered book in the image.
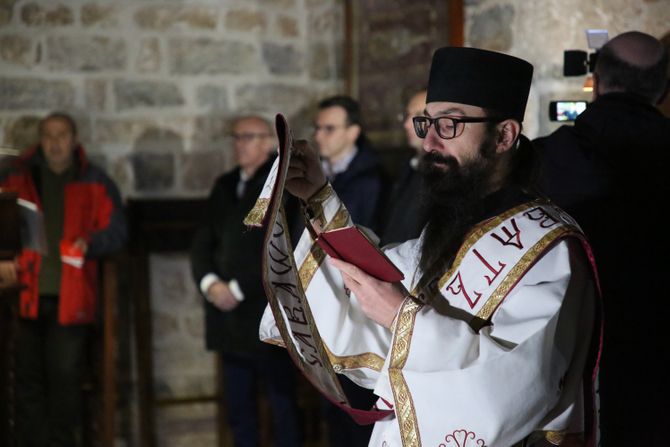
[316,226,404,282]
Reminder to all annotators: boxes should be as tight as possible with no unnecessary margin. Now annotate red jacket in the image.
[0,146,126,325]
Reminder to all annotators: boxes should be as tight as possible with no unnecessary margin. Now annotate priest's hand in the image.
[207,280,239,312]
[286,139,326,201]
[329,258,405,329]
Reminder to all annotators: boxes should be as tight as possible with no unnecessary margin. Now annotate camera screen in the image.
[556,101,587,121]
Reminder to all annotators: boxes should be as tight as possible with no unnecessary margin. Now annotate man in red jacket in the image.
[0,112,126,446]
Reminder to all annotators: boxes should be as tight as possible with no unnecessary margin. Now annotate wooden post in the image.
[100,260,118,447]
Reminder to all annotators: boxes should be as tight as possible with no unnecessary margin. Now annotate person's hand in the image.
[329,258,406,328]
[286,139,327,201]
[0,260,18,287]
[73,237,88,256]
[207,280,239,312]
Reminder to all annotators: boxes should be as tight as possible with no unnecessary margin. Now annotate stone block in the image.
[131,127,183,192]
[276,15,299,37]
[47,36,126,72]
[190,114,232,157]
[469,4,514,52]
[225,8,266,32]
[136,37,161,73]
[235,83,310,116]
[81,3,118,28]
[183,313,205,339]
[84,79,106,112]
[196,85,229,112]
[308,42,331,80]
[2,114,40,150]
[180,150,225,192]
[0,34,31,67]
[95,118,157,146]
[0,77,74,110]
[262,42,303,75]
[134,5,217,31]
[308,7,342,36]
[153,311,180,344]
[20,2,73,26]
[0,0,16,26]
[155,404,218,447]
[114,80,183,111]
[169,38,259,75]
[258,0,296,9]
[131,151,175,192]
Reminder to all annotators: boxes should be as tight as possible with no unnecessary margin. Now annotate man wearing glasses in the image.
[190,115,301,447]
[263,47,600,446]
[314,95,384,231]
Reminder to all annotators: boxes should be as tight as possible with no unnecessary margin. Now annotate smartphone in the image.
[549,101,588,122]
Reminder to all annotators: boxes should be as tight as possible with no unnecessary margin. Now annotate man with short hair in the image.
[0,112,127,446]
[190,116,301,447]
[380,89,427,245]
[536,31,670,445]
[313,95,386,446]
[314,95,383,231]
[264,47,600,446]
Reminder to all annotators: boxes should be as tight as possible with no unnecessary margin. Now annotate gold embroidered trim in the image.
[323,342,385,372]
[307,182,335,208]
[476,226,571,320]
[389,297,423,447]
[327,204,351,231]
[297,205,350,289]
[243,198,270,227]
[389,369,421,447]
[298,244,327,290]
[545,430,566,445]
[390,298,422,369]
[437,201,538,290]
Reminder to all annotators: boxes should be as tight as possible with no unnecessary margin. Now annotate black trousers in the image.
[220,345,302,447]
[15,295,89,447]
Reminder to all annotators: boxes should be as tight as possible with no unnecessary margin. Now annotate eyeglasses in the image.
[230,133,270,142]
[313,124,348,135]
[412,116,502,140]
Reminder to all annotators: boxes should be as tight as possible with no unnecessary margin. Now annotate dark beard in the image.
[417,136,497,290]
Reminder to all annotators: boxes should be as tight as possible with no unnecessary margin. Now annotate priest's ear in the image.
[494,119,521,154]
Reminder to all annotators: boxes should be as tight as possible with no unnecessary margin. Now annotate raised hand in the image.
[286,139,327,201]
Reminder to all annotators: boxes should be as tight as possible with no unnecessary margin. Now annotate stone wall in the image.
[465,0,670,138]
[0,1,343,446]
[149,253,219,447]
[0,0,344,198]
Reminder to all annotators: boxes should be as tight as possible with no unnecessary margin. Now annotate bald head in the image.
[594,31,668,103]
[607,32,664,67]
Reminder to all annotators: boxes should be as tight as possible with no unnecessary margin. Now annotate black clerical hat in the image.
[427,47,534,122]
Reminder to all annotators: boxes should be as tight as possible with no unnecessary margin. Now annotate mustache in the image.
[420,151,459,172]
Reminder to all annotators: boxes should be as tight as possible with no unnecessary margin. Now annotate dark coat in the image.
[190,158,274,357]
[379,156,425,246]
[330,146,384,232]
[535,92,670,444]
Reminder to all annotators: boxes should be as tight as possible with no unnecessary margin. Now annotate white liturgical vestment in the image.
[259,185,598,447]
